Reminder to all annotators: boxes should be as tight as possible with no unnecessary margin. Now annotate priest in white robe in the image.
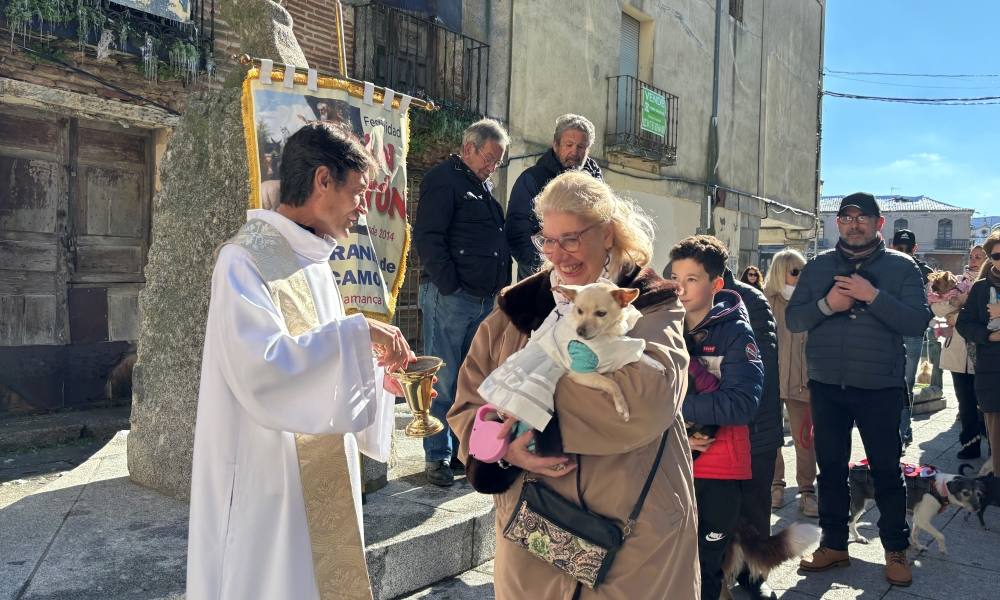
[187,123,412,600]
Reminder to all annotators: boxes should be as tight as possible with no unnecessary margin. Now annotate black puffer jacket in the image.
[505,149,603,280]
[787,240,931,389]
[723,269,782,456]
[956,275,1000,411]
[413,155,511,297]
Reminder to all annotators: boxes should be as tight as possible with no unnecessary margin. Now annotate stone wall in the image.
[127,0,311,499]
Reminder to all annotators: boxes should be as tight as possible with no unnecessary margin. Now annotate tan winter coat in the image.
[933,297,974,374]
[767,292,810,402]
[448,268,699,600]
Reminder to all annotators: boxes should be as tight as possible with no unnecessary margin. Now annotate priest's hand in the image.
[366,317,414,372]
[496,417,576,478]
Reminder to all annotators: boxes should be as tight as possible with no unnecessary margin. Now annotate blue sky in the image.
[822,2,1000,218]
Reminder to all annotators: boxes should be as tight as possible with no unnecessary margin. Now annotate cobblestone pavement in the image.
[404,377,1000,599]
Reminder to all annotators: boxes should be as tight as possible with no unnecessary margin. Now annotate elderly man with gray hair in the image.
[506,113,604,280]
[413,118,512,486]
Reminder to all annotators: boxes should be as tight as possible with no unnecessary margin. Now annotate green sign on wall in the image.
[640,88,667,137]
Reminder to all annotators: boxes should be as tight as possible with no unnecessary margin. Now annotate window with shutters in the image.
[606,12,678,166]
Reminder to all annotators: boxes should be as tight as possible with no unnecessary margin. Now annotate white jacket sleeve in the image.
[211,247,378,434]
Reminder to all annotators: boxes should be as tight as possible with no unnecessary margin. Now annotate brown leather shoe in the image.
[885,550,912,586]
[799,547,850,571]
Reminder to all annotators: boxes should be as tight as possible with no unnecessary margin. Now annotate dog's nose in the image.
[576,327,587,337]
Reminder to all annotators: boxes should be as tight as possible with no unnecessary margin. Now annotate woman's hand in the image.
[989,330,1000,343]
[497,417,576,477]
[989,302,1000,321]
[688,435,715,453]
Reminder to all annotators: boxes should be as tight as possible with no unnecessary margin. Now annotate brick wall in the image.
[282,0,344,74]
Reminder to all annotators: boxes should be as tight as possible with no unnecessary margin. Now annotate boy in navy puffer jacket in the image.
[670,235,764,600]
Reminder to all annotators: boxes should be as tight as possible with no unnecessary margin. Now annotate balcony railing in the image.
[605,75,678,165]
[934,238,971,251]
[1,0,214,78]
[351,2,489,115]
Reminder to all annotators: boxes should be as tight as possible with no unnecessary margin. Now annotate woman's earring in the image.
[603,252,611,269]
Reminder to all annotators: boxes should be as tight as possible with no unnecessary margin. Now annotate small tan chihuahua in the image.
[552,282,644,420]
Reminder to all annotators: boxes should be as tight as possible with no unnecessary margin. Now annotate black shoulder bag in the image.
[501,429,670,590]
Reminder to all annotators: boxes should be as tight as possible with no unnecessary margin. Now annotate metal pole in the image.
[334,0,348,78]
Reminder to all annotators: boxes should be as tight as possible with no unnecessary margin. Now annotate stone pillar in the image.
[127,0,309,499]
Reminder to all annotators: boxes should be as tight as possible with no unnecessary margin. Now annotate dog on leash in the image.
[552,282,643,421]
[720,521,821,600]
[948,471,1000,530]
[848,461,975,553]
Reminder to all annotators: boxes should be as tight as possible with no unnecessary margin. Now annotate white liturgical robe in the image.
[186,209,393,600]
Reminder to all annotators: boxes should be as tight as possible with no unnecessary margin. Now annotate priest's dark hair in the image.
[279,122,373,207]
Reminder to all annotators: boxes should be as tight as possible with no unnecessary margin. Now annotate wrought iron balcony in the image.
[605,75,678,165]
[350,2,489,115]
[934,238,971,251]
[0,0,215,80]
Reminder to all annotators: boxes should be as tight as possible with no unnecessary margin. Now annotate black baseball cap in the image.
[893,229,916,248]
[837,192,880,217]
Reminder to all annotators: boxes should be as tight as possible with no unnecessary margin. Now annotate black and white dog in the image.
[848,462,976,554]
[949,469,1000,530]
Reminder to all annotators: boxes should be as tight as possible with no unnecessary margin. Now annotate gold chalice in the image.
[390,356,445,438]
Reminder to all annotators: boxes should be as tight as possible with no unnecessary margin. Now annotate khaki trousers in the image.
[985,411,1000,476]
[773,398,817,495]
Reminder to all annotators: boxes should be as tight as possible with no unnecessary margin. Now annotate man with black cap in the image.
[891,229,935,446]
[787,192,931,587]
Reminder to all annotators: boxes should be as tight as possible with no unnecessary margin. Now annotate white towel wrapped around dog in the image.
[476,303,646,432]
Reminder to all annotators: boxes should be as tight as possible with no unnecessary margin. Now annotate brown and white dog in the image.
[721,521,821,599]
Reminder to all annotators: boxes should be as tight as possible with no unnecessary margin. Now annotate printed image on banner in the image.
[243,73,410,320]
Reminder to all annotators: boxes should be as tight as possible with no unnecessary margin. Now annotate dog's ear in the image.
[611,287,641,307]
[554,285,582,301]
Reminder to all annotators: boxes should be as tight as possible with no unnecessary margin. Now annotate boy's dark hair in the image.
[279,123,373,207]
[669,235,730,279]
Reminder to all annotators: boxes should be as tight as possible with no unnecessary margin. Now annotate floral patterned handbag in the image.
[502,429,669,589]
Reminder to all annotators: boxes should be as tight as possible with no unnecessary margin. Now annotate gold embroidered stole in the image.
[229,219,373,600]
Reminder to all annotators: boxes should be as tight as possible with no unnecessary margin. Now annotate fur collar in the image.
[497,266,679,335]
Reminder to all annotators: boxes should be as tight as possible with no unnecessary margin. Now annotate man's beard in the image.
[840,232,877,250]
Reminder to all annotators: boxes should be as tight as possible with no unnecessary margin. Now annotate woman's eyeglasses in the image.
[531,223,600,253]
[790,268,801,277]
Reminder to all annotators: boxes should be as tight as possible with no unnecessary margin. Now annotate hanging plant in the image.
[76,2,105,49]
[168,39,199,83]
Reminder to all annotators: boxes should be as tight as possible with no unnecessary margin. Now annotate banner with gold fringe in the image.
[241,67,411,321]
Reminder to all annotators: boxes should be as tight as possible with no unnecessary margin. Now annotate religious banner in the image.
[241,66,411,321]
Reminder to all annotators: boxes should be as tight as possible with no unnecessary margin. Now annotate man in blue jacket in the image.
[506,114,603,280]
[412,118,511,486]
[789,193,931,587]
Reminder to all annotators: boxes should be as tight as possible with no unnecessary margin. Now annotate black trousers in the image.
[953,371,985,447]
[695,478,742,600]
[736,449,778,586]
[809,381,910,552]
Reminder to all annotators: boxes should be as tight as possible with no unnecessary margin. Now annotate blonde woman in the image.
[448,171,698,598]
[765,249,818,517]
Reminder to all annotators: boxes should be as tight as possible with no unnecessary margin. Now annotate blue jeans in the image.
[418,282,494,462]
[900,335,923,440]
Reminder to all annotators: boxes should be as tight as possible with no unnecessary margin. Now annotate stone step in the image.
[364,404,495,600]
